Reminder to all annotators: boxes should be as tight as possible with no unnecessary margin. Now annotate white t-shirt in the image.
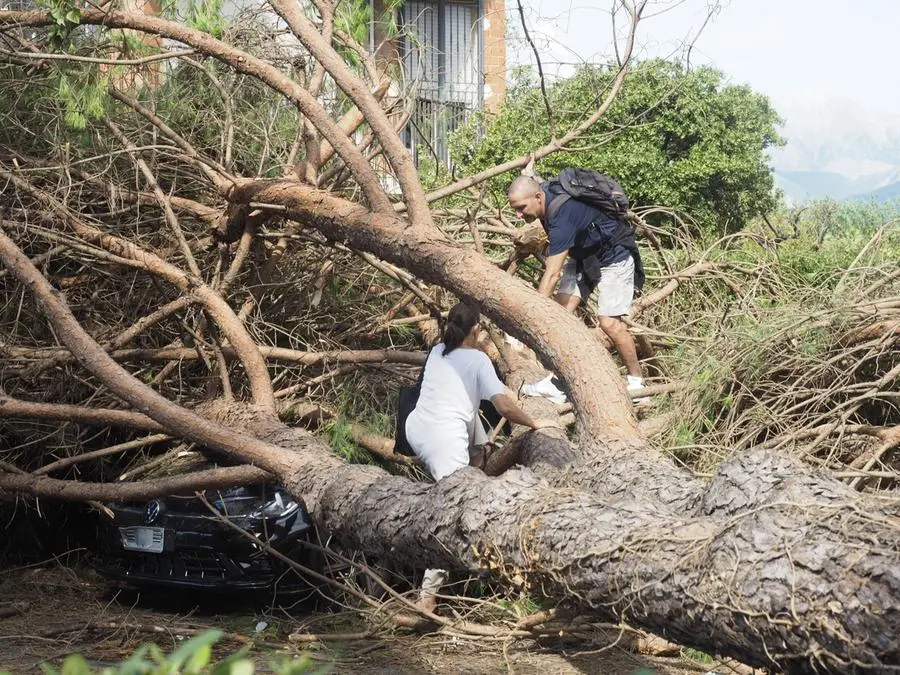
[405,344,507,480]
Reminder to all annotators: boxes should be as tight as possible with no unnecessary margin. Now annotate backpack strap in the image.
[546,193,571,222]
[601,218,637,252]
[569,217,636,260]
[547,185,643,290]
[577,220,645,291]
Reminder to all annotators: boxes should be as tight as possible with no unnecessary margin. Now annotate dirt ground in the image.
[0,565,750,675]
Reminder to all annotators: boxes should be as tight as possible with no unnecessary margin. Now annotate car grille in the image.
[116,549,275,583]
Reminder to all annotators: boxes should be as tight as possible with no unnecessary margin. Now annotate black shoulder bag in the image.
[394,361,427,456]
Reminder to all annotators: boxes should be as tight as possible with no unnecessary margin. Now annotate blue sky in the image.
[514,0,900,177]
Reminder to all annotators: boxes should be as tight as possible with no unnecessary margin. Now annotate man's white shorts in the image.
[557,255,635,317]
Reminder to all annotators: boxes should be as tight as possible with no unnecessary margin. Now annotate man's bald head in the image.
[507,175,545,224]
[507,175,541,200]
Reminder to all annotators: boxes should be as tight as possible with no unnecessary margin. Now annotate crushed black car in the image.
[95,483,319,593]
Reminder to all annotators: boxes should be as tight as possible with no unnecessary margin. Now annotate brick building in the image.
[371,0,507,167]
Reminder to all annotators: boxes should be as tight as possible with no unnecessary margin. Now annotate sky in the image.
[513,0,900,176]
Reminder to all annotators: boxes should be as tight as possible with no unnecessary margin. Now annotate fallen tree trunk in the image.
[214,403,900,674]
[227,178,639,442]
[0,12,896,668]
[5,393,894,672]
[227,179,703,501]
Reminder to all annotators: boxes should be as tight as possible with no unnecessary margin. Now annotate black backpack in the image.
[394,364,426,456]
[546,167,645,293]
[546,167,630,221]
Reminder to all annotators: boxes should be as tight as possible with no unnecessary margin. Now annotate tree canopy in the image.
[452,59,784,232]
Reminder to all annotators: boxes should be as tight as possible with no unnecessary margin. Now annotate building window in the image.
[399,0,482,168]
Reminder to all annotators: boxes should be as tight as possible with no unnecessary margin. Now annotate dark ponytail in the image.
[442,302,479,356]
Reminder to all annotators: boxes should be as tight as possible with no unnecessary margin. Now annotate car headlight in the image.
[248,490,300,519]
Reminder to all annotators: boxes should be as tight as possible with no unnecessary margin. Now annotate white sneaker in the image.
[626,376,650,404]
[521,374,567,405]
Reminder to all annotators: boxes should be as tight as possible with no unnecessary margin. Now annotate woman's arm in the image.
[490,393,558,430]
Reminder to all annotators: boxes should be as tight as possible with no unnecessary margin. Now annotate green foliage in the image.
[335,0,375,45]
[772,199,900,287]
[496,594,545,618]
[325,417,376,465]
[332,0,402,66]
[37,0,81,48]
[185,0,228,38]
[801,196,900,237]
[452,59,784,233]
[414,152,454,192]
[0,59,110,134]
[111,29,154,59]
[57,66,109,130]
[368,410,395,436]
[38,629,325,674]
[680,647,716,664]
[646,199,899,467]
[29,0,111,130]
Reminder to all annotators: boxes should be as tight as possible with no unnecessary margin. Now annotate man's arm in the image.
[537,250,568,298]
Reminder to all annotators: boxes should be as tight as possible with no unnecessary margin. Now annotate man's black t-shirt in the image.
[541,184,630,267]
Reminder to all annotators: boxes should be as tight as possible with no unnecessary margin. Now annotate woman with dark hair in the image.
[405,302,558,614]
[405,301,556,481]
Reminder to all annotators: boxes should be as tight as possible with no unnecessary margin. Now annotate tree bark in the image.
[206,403,900,675]
[0,234,896,671]
[1,345,426,367]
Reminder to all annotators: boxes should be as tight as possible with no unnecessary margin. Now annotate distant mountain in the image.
[848,180,900,203]
[773,98,900,174]
[770,97,900,203]
[775,167,900,203]
[775,171,851,201]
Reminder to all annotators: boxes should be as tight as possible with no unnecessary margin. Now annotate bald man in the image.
[507,173,645,393]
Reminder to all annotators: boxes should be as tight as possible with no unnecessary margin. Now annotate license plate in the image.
[119,526,165,553]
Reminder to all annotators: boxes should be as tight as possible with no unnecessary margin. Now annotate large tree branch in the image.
[312,76,391,173]
[3,220,900,670]
[267,0,433,226]
[0,397,164,433]
[0,168,276,409]
[2,345,426,368]
[632,260,726,316]
[0,465,270,501]
[5,388,899,671]
[34,434,172,476]
[0,8,393,214]
[227,178,640,442]
[0,225,304,470]
[204,403,900,673]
